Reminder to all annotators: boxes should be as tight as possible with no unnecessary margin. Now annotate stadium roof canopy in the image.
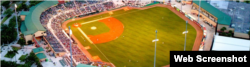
[32,47,44,53]
[36,53,47,60]
[212,34,250,51]
[76,64,96,67]
[20,0,58,35]
[193,1,232,25]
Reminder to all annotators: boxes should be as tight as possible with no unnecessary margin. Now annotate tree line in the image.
[1,52,43,67]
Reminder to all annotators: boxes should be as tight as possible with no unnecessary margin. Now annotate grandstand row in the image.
[43,1,116,67]
[20,0,118,67]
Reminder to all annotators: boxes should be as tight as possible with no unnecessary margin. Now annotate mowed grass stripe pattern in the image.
[67,7,196,67]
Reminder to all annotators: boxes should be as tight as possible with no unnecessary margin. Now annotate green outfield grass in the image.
[67,7,197,67]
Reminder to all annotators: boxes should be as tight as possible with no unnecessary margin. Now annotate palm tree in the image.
[220,27,227,32]
[1,36,6,45]
[4,9,14,17]
[9,61,18,67]
[1,24,9,30]
[18,38,26,51]
[6,36,11,44]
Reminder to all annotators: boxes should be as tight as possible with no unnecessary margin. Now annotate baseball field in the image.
[66,7,197,67]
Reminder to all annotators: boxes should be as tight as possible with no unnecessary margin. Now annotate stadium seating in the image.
[39,1,116,66]
[87,1,98,5]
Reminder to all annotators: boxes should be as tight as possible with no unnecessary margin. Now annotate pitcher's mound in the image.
[91,26,97,30]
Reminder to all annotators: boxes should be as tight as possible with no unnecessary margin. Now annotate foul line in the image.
[80,10,141,25]
[77,28,93,44]
[76,10,142,65]
[92,43,113,64]
[81,17,110,25]
[81,36,85,39]
[77,27,112,64]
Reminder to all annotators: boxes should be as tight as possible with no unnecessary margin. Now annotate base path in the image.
[62,5,203,67]
[88,17,124,44]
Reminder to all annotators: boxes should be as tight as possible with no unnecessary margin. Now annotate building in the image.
[32,47,47,61]
[211,33,250,51]
[175,0,192,3]
[33,47,44,54]
[191,1,232,30]
[76,64,96,67]
[208,1,250,39]
[20,1,58,43]
[20,0,67,57]
[20,0,69,42]
[36,53,47,61]
[191,1,250,39]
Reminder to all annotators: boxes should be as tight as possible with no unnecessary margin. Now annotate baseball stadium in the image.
[19,0,203,67]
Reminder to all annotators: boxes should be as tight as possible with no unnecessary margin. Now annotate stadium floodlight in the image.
[182,31,188,34]
[152,39,159,42]
[180,0,182,11]
[183,21,188,51]
[68,26,73,67]
[69,28,72,36]
[15,4,17,8]
[14,4,19,41]
[152,30,158,67]
[197,0,201,23]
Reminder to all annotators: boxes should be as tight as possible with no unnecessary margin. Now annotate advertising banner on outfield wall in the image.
[58,0,65,4]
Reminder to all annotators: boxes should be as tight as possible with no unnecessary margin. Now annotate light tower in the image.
[15,4,19,42]
[152,30,158,67]
[68,26,73,67]
[183,21,188,51]
[181,0,182,11]
[197,0,201,24]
